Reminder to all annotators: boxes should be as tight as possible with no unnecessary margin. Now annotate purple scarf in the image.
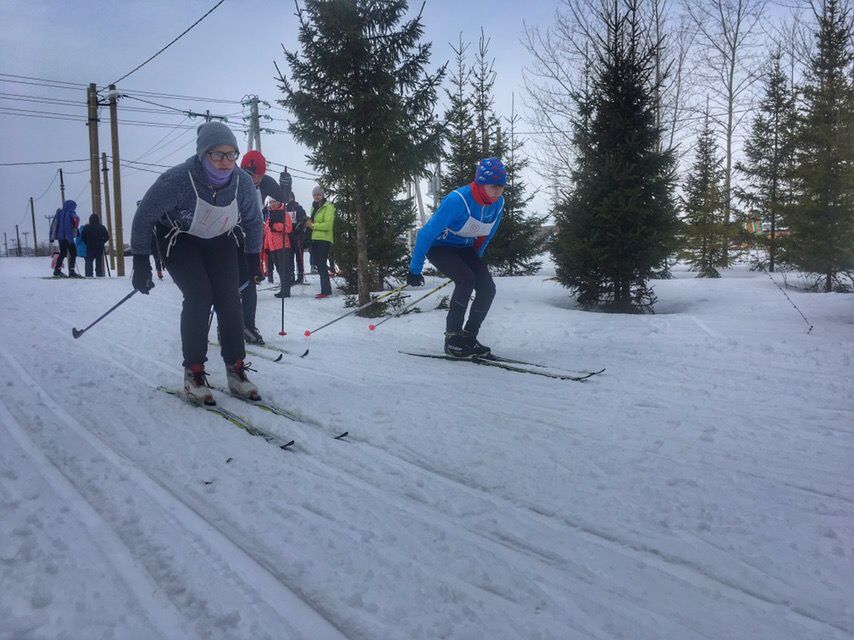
[201,155,234,188]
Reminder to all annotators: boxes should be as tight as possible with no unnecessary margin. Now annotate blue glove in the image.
[132,254,154,294]
[407,272,425,287]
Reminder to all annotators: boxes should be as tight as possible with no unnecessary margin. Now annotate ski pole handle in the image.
[368,279,451,331]
[72,289,138,339]
[304,281,409,337]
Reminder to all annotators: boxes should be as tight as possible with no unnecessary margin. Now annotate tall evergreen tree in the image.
[485,98,548,275]
[735,49,798,272]
[784,0,854,291]
[551,0,679,311]
[680,110,728,277]
[277,0,445,304]
[440,34,479,194]
[471,29,502,157]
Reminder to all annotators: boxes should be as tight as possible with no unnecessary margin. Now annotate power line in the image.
[0,159,89,166]
[109,0,227,86]
[33,171,60,201]
[0,72,86,87]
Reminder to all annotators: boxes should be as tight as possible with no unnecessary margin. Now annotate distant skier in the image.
[80,213,109,277]
[51,200,83,278]
[130,122,264,404]
[407,157,506,358]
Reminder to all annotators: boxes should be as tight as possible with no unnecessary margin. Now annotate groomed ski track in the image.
[1,259,852,640]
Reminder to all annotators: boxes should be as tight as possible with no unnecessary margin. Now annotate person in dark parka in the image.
[80,213,109,277]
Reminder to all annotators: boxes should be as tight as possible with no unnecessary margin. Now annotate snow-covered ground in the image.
[1,255,852,640]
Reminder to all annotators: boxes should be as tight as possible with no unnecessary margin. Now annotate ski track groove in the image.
[40,307,852,637]
[0,398,186,640]
[0,347,348,640]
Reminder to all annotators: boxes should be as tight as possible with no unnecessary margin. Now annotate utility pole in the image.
[101,153,116,273]
[22,231,30,254]
[29,197,39,256]
[86,83,103,223]
[244,95,261,152]
[15,225,22,256]
[3,232,7,257]
[59,168,66,205]
[108,84,125,276]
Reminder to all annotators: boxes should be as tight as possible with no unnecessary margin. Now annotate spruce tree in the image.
[471,29,502,157]
[784,0,854,291]
[551,0,679,311]
[735,50,798,272]
[440,34,479,193]
[680,110,728,277]
[277,0,445,304]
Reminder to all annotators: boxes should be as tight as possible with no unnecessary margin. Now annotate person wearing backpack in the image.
[51,200,83,278]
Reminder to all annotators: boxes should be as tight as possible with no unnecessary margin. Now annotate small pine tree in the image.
[551,0,679,311]
[440,34,479,193]
[680,110,728,277]
[784,0,854,291]
[735,50,798,272]
[277,0,445,304]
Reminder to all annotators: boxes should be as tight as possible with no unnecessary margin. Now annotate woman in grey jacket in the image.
[130,122,264,404]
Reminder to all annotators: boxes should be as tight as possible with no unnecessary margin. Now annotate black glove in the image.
[407,272,425,287]
[247,253,263,284]
[132,254,154,294]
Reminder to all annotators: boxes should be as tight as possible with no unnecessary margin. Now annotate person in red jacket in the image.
[265,199,293,298]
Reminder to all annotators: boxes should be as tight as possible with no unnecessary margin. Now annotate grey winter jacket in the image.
[130,156,263,255]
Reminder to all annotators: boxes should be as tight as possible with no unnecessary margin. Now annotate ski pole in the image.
[279,286,287,336]
[72,289,137,339]
[304,281,409,337]
[368,279,451,331]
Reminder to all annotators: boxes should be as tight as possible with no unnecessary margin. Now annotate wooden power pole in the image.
[101,153,116,273]
[15,225,22,256]
[59,168,66,205]
[29,197,39,256]
[108,84,125,276]
[86,84,103,223]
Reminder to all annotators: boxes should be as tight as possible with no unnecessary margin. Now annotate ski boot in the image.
[226,360,261,401]
[184,364,215,405]
[52,269,67,278]
[462,330,491,357]
[156,269,164,280]
[444,332,476,358]
[68,269,84,279]
[243,326,265,345]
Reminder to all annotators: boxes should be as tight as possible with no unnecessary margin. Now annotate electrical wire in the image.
[0,159,89,166]
[33,171,60,201]
[108,0,227,86]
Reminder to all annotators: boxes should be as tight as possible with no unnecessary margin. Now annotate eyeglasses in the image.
[207,150,240,162]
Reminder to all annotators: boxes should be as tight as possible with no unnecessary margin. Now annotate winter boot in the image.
[462,330,491,357]
[52,269,66,278]
[68,269,84,279]
[226,360,261,401]
[444,332,476,358]
[243,326,265,345]
[184,364,215,405]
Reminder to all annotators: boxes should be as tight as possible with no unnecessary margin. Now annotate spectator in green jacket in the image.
[307,185,335,299]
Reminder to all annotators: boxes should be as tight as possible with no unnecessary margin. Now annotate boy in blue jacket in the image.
[408,157,506,358]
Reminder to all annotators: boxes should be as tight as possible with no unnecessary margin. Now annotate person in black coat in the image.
[286,196,308,284]
[80,213,109,277]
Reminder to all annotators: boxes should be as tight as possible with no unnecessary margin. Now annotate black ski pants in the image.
[311,240,333,295]
[159,228,245,367]
[84,245,105,277]
[269,248,292,296]
[289,233,304,280]
[426,245,495,335]
[56,239,77,273]
[237,248,258,332]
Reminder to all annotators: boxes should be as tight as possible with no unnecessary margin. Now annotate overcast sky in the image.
[0,0,560,252]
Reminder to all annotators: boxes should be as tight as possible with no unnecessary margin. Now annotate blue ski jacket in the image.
[409,185,504,274]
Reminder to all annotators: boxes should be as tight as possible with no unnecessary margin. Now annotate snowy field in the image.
[0,255,852,640]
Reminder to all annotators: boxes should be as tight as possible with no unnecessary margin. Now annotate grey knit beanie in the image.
[312,185,325,197]
[196,122,239,161]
